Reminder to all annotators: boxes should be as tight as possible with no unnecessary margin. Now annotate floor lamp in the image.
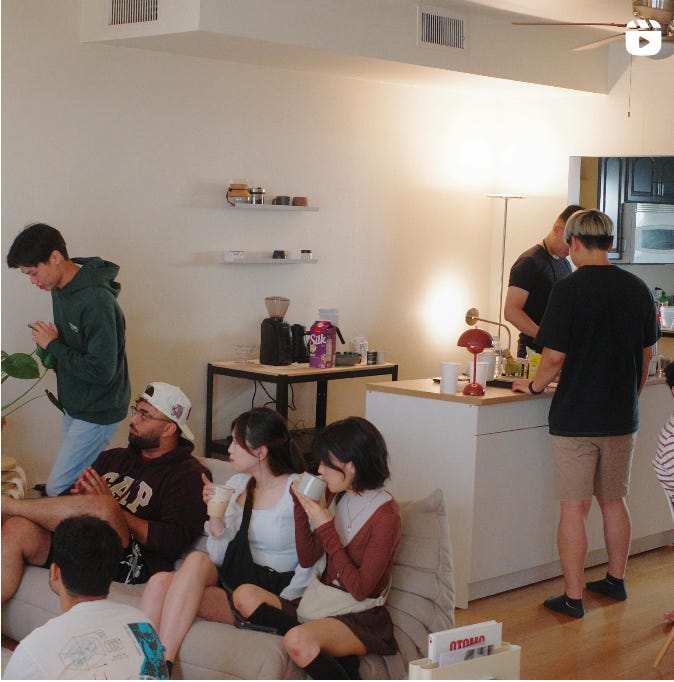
[487,193,526,336]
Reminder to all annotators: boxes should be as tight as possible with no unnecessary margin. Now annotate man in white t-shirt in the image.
[3,515,168,680]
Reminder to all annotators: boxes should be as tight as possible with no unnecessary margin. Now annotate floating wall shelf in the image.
[227,203,319,212]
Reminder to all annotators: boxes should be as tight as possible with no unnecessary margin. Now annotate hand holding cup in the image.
[206,484,235,519]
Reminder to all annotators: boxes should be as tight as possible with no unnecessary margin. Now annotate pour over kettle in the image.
[291,324,310,362]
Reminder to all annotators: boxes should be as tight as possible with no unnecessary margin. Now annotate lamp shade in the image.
[457,328,493,355]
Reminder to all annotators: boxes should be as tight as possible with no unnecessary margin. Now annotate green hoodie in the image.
[45,257,130,424]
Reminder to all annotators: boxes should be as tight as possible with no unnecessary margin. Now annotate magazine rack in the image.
[409,643,521,680]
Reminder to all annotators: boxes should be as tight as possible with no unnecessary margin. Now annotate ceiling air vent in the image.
[109,0,158,26]
[417,5,467,51]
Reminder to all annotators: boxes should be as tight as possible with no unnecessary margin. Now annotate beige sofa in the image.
[2,458,454,679]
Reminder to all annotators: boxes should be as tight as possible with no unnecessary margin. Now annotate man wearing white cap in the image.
[2,382,210,605]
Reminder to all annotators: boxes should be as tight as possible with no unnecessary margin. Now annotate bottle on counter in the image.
[527,352,542,379]
[350,336,368,365]
[492,336,503,378]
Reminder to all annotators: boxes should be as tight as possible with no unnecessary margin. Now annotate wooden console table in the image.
[206,360,398,457]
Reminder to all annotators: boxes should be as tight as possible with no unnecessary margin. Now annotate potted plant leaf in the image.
[2,347,63,424]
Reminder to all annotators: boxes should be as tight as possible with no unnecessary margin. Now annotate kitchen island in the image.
[366,378,673,608]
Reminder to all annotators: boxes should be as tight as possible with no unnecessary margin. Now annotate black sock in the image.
[586,572,627,601]
[303,651,350,680]
[247,603,297,635]
[543,593,585,618]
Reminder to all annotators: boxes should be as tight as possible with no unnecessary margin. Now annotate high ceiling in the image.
[461,0,631,25]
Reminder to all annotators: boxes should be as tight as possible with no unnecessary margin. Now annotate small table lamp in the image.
[457,328,494,396]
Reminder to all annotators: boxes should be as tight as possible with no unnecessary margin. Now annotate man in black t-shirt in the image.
[513,210,659,619]
[2,382,210,604]
[505,204,584,357]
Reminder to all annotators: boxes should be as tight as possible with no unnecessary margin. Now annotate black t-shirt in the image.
[508,244,572,354]
[536,265,659,437]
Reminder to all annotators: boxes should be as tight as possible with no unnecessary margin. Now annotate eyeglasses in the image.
[129,405,172,423]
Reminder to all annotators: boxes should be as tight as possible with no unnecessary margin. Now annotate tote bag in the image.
[296,574,391,623]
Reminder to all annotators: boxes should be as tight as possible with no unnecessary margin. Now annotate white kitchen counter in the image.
[366,377,673,609]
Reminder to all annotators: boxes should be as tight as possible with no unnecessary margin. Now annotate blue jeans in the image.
[46,414,123,496]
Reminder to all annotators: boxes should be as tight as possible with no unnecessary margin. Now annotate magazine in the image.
[428,620,502,666]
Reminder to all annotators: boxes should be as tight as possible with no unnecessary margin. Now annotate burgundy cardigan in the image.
[293,493,401,600]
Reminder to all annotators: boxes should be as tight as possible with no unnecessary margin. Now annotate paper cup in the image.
[440,362,460,394]
[376,351,387,364]
[468,361,490,387]
[207,485,234,518]
[296,473,326,501]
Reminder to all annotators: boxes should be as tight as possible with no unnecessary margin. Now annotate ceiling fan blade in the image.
[512,22,627,27]
[572,33,627,51]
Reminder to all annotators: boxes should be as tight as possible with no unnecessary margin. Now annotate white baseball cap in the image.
[140,382,194,442]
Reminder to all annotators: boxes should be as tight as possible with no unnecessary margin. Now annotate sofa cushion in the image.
[359,488,455,679]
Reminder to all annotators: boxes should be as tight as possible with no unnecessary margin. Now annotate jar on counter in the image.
[250,187,266,204]
[301,250,313,261]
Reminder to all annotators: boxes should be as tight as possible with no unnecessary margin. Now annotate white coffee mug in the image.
[296,473,326,501]
[440,362,460,394]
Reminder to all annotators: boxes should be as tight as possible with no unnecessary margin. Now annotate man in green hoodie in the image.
[7,223,131,496]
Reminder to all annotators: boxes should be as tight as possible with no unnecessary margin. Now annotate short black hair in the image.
[313,416,390,492]
[7,223,69,268]
[231,407,304,476]
[52,515,122,597]
[558,204,585,223]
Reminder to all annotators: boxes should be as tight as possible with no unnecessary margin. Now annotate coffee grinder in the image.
[260,296,293,365]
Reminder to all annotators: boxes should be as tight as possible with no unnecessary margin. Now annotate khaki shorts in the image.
[550,433,636,501]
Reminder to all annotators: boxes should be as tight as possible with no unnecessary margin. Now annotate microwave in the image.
[619,202,674,264]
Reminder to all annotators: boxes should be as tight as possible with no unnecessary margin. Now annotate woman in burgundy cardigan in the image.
[233,416,402,679]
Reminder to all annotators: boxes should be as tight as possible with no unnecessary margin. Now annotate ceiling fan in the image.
[513,1,674,58]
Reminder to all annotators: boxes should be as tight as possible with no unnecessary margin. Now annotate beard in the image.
[128,432,161,450]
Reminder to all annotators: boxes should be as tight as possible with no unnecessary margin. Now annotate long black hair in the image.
[313,416,390,492]
[231,407,304,476]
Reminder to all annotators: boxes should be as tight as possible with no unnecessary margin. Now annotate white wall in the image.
[2,1,673,485]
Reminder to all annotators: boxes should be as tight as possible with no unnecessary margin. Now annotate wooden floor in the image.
[455,546,674,679]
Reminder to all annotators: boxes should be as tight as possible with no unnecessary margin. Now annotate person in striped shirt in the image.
[652,360,674,623]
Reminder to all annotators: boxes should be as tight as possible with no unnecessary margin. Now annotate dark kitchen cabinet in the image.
[625,156,674,203]
[598,157,624,259]
[575,155,674,262]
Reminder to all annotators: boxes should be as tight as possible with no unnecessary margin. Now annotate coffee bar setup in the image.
[206,296,398,462]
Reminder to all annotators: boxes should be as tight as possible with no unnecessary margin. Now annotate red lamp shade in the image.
[457,328,494,396]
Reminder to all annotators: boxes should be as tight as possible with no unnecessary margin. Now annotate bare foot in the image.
[666,612,674,624]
